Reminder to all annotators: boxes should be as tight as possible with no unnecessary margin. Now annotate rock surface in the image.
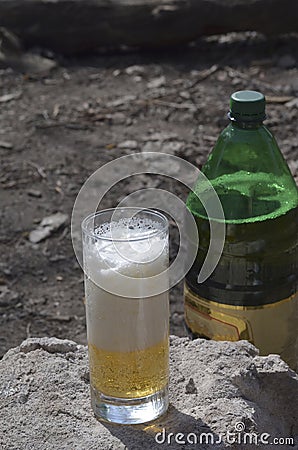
[0,336,297,449]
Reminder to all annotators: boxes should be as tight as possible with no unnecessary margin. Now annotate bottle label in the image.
[184,284,298,370]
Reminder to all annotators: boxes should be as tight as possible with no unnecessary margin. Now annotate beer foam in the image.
[84,218,169,296]
[91,218,167,268]
[94,217,163,240]
[84,218,169,352]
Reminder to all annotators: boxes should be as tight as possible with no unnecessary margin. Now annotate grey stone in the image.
[19,337,79,354]
[0,336,297,450]
[125,65,145,76]
[109,112,127,125]
[286,98,298,109]
[0,91,22,103]
[29,212,68,243]
[27,189,42,198]
[147,76,166,89]
[106,95,136,108]
[0,141,13,149]
[142,131,178,142]
[118,140,138,149]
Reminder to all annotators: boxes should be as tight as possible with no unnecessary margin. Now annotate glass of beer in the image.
[82,208,169,424]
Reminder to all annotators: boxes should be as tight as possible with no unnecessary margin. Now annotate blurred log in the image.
[0,0,297,55]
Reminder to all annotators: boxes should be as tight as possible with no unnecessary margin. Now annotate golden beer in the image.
[89,337,169,398]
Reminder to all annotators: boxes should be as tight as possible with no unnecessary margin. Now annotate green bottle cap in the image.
[230,90,266,122]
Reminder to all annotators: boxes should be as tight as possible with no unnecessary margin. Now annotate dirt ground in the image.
[1,32,298,357]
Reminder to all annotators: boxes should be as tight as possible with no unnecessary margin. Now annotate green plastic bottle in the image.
[185,90,298,370]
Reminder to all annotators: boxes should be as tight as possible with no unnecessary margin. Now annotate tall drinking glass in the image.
[82,208,169,424]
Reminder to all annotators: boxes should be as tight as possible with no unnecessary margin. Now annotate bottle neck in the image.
[228,112,264,129]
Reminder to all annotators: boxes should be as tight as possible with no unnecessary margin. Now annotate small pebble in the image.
[27,189,42,198]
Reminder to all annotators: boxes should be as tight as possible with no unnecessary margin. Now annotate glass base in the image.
[91,385,169,424]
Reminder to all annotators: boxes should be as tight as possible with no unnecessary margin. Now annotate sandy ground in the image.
[1,32,297,357]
